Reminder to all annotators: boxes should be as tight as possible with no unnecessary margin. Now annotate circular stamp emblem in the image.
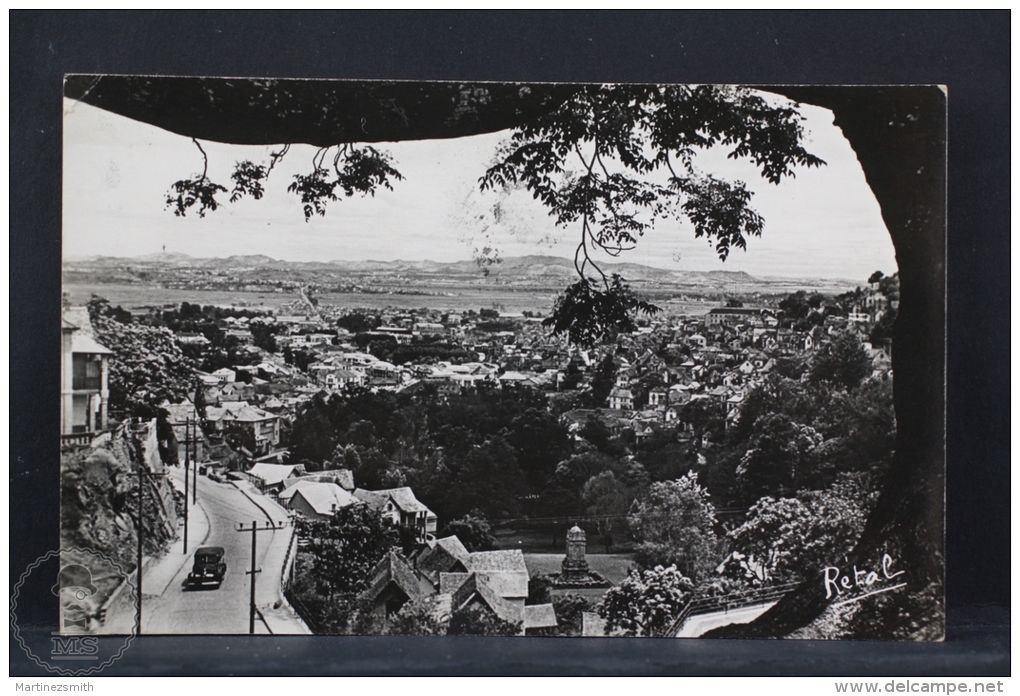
[11,547,136,676]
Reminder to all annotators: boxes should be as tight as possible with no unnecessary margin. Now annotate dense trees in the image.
[445,512,497,552]
[298,504,400,599]
[726,474,876,585]
[809,331,873,391]
[86,296,195,413]
[735,414,823,503]
[598,565,695,637]
[582,471,631,553]
[287,383,571,523]
[627,473,722,582]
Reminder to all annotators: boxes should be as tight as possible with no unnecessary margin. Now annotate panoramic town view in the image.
[59,79,930,640]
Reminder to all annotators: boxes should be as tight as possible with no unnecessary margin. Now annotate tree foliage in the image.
[543,275,659,347]
[809,331,873,391]
[735,413,823,502]
[167,139,403,222]
[597,564,694,637]
[445,512,497,552]
[298,504,399,599]
[86,296,195,413]
[727,474,876,585]
[447,604,521,636]
[582,470,633,552]
[551,594,594,637]
[627,473,722,581]
[480,84,823,345]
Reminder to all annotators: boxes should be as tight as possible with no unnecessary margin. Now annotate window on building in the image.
[72,354,102,390]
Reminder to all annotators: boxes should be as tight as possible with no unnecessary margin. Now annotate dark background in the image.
[10,11,1009,675]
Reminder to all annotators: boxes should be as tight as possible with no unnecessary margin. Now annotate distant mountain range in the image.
[65,252,859,289]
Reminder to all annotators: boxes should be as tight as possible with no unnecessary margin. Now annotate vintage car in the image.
[186,546,226,588]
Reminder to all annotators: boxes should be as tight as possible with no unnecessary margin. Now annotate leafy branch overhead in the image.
[163,84,822,347]
[542,274,660,347]
[481,84,822,271]
[166,140,402,221]
[480,84,823,345]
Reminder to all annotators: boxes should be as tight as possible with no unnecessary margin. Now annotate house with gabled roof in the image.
[279,481,360,520]
[412,536,471,587]
[463,549,530,606]
[358,550,436,620]
[354,487,438,543]
[246,462,304,493]
[608,387,634,411]
[442,571,524,632]
[435,548,554,636]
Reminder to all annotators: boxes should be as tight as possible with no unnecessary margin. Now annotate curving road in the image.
[141,473,289,635]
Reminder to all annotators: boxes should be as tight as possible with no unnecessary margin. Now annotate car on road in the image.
[186,546,226,588]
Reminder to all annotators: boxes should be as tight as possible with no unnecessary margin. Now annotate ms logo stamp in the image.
[12,547,136,675]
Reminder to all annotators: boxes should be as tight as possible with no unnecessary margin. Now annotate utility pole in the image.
[128,465,166,636]
[236,519,287,634]
[192,417,198,505]
[183,417,190,554]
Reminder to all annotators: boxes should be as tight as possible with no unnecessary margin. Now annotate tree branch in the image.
[192,137,209,180]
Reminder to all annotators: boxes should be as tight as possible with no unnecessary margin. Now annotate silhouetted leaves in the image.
[287,146,403,221]
[543,274,659,347]
[229,160,268,202]
[165,176,228,218]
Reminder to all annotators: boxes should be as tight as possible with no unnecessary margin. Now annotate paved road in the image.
[141,473,289,635]
[675,601,777,638]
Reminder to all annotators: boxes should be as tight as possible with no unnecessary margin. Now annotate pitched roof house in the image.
[246,462,303,493]
[280,481,360,520]
[413,536,472,586]
[358,551,436,620]
[354,487,438,543]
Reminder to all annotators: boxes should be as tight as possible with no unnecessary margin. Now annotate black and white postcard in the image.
[55,77,945,642]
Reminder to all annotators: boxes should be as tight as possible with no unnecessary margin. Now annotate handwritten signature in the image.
[822,553,906,606]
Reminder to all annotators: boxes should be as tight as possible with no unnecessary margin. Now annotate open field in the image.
[523,553,635,586]
[63,282,719,317]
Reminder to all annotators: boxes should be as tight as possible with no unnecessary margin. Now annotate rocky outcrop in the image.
[61,419,179,573]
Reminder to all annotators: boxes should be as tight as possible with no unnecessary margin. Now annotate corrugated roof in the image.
[416,536,471,584]
[385,487,429,513]
[247,463,298,486]
[435,536,471,564]
[524,604,558,630]
[465,550,529,598]
[450,574,523,626]
[466,549,527,574]
[71,333,113,355]
[232,405,275,422]
[359,552,433,605]
[289,483,359,517]
[62,308,93,337]
[472,571,528,600]
[439,572,471,595]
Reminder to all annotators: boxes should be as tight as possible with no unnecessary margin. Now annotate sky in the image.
[62,90,898,282]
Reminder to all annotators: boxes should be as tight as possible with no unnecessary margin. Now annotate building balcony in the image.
[72,375,103,391]
[60,430,107,447]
